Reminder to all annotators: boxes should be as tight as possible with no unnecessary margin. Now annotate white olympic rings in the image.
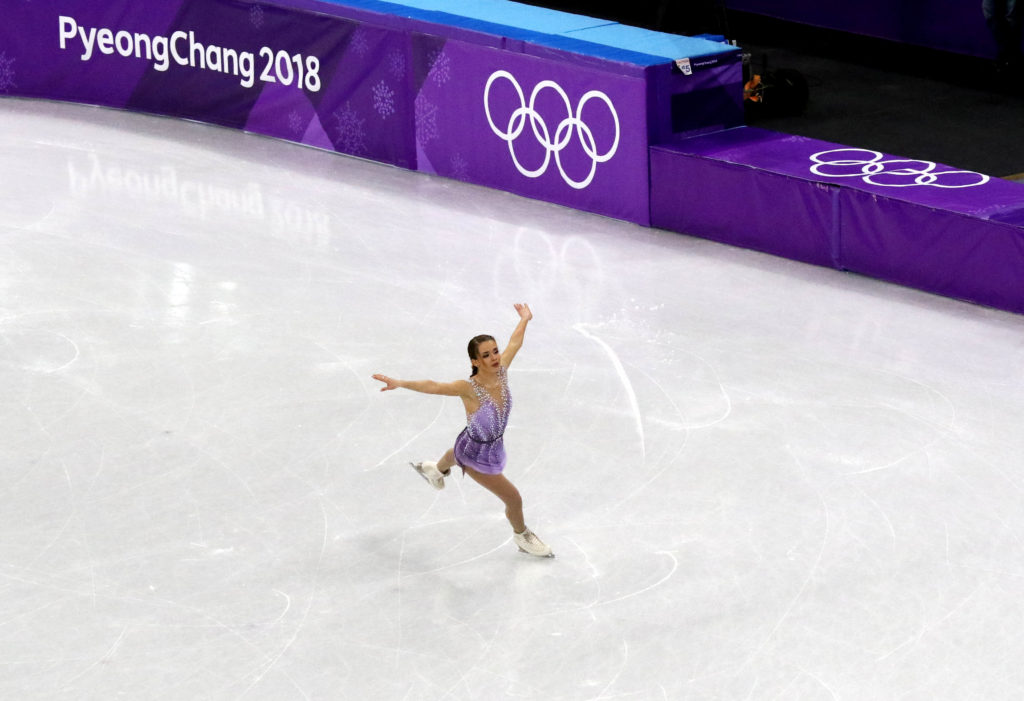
[810,148,989,188]
[484,70,620,190]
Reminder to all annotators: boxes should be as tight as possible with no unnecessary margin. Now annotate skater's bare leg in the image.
[465,469,525,533]
[437,448,455,475]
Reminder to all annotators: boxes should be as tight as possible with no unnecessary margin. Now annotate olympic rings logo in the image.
[484,70,620,190]
[810,148,989,188]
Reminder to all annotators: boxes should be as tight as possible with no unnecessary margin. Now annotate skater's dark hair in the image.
[468,334,496,376]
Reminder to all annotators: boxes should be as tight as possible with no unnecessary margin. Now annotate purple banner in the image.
[839,190,1024,313]
[651,127,1024,314]
[4,4,180,105]
[646,59,744,146]
[676,127,1024,217]
[4,0,744,225]
[4,0,416,167]
[650,144,837,266]
[413,37,651,223]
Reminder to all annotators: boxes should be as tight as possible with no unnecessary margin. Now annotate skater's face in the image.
[472,340,501,373]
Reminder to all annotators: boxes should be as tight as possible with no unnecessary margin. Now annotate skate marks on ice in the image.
[560,539,681,610]
[528,303,1024,697]
[567,318,732,505]
[4,98,1024,699]
[572,323,646,460]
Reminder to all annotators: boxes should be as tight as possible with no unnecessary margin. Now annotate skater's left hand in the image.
[514,303,532,321]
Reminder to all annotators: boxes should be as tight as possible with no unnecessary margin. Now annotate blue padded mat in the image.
[566,23,732,61]
[305,0,736,65]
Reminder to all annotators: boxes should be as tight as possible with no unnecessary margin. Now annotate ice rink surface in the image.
[3,97,1024,700]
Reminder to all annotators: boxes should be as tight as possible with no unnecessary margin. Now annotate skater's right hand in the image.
[372,374,400,391]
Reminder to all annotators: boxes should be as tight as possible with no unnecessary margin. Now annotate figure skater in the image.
[372,303,552,557]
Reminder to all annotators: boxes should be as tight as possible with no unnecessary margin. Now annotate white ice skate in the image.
[514,529,553,558]
[410,461,446,490]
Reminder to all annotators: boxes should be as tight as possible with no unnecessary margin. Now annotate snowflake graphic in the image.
[350,29,370,58]
[0,53,16,93]
[373,81,395,119]
[428,49,451,85]
[287,110,304,135]
[333,102,367,155]
[387,48,406,80]
[415,98,439,146]
[450,153,469,181]
[249,5,265,29]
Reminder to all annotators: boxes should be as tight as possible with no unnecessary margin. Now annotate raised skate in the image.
[410,461,446,490]
[514,529,554,558]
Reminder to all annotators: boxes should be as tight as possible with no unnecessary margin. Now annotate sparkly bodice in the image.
[465,366,511,443]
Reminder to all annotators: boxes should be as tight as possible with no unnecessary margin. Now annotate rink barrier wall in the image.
[0,0,742,226]
[4,1,1024,314]
[651,128,1024,314]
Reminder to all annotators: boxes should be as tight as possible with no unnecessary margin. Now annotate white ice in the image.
[2,97,1024,700]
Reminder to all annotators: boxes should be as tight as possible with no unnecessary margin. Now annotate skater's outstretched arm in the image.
[501,303,532,369]
[372,374,472,398]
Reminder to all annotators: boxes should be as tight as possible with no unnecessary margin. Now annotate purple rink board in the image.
[3,1,416,168]
[1,0,741,225]
[413,38,649,223]
[651,127,1024,314]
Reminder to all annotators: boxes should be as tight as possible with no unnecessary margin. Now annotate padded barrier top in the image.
[656,127,1024,224]
[282,0,737,66]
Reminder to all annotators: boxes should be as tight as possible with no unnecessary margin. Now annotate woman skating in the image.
[372,303,551,557]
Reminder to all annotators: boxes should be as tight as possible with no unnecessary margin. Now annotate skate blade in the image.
[518,547,555,558]
[409,462,429,482]
[409,462,444,489]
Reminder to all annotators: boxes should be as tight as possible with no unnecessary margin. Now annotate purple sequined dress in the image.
[454,366,511,475]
